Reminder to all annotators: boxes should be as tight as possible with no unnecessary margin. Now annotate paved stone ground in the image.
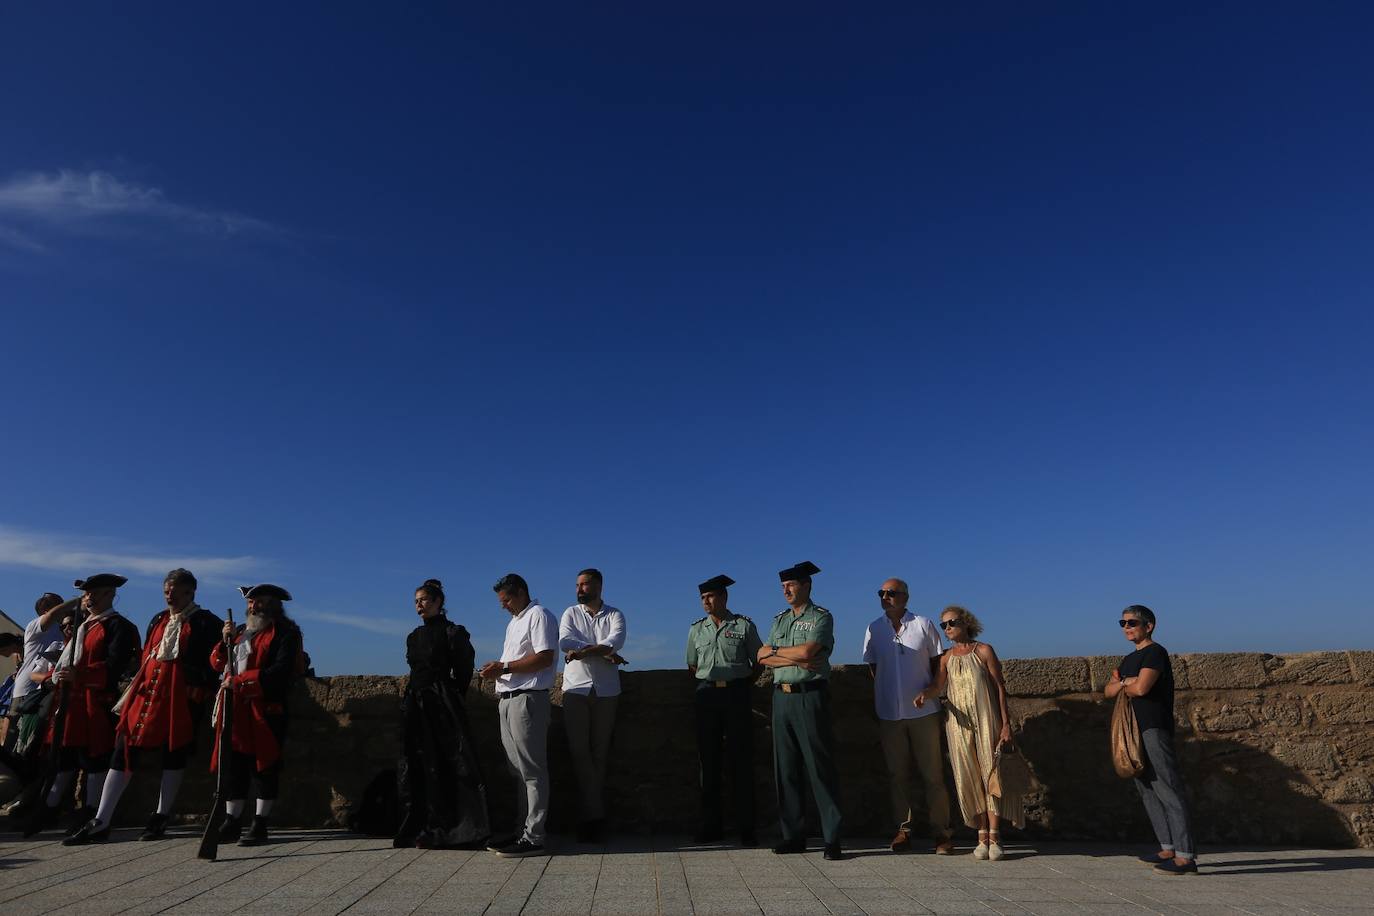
[1,829,1370,915]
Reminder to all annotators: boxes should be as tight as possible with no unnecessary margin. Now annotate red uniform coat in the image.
[51,613,140,758]
[115,607,223,755]
[209,618,302,772]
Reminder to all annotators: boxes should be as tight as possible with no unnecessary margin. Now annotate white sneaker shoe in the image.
[973,842,989,860]
[988,835,1005,861]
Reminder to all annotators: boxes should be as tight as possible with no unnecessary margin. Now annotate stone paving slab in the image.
[2,829,1372,915]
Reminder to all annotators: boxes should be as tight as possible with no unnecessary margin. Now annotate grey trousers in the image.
[562,690,618,821]
[878,715,952,838]
[1136,727,1194,860]
[499,690,551,844]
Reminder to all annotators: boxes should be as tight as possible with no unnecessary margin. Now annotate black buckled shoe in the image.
[216,814,243,843]
[65,806,96,837]
[62,818,112,846]
[238,815,269,846]
[140,813,169,841]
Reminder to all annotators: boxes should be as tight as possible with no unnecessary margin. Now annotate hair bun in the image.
[423,578,443,590]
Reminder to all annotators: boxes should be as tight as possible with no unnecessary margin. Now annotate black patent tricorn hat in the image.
[239,584,293,601]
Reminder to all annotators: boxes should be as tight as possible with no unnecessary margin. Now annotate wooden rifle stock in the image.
[197,609,236,860]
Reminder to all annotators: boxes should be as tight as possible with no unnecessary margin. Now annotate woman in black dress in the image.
[395,578,490,848]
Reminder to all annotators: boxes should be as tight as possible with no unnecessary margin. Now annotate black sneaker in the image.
[485,835,519,853]
[1154,858,1199,876]
[773,839,806,854]
[823,843,844,861]
[496,838,546,858]
[141,813,169,841]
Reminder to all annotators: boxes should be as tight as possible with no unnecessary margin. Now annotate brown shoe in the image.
[889,830,911,852]
[934,838,954,855]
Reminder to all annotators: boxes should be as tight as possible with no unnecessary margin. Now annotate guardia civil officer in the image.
[757,561,843,860]
[686,574,763,846]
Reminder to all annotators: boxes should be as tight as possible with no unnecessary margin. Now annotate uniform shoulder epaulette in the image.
[735,614,753,622]
[773,608,790,619]
[691,616,708,626]
[812,605,832,616]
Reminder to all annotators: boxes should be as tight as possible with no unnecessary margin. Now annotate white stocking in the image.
[157,769,185,816]
[94,769,132,826]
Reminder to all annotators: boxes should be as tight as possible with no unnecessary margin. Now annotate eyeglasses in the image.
[1119,619,1143,629]
[939,620,960,630]
[877,589,907,598]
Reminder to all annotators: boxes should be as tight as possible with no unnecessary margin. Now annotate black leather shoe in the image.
[238,815,269,846]
[739,830,758,847]
[216,814,243,843]
[62,818,111,846]
[65,806,96,837]
[140,813,169,841]
[823,843,843,861]
[772,839,806,854]
[693,826,723,843]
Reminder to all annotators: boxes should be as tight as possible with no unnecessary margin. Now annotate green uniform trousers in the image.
[772,685,843,844]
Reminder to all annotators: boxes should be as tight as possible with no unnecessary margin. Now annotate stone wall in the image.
[114,651,1374,848]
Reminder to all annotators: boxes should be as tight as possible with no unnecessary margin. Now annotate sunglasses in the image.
[939,620,960,630]
[1119,619,1144,629]
[877,589,907,599]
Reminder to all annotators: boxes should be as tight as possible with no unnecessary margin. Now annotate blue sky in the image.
[1,3,1370,674]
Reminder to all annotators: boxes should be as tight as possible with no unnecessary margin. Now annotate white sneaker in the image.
[973,842,989,860]
[988,837,1005,861]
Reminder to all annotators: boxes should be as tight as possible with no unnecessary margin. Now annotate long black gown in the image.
[395,614,490,848]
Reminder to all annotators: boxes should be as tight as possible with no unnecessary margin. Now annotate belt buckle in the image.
[781,683,794,694]
[713,680,727,688]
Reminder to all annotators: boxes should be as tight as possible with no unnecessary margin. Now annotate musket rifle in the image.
[197,608,236,860]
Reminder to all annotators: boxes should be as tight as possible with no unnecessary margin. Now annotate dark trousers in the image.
[772,686,843,845]
[694,679,754,833]
[227,751,282,801]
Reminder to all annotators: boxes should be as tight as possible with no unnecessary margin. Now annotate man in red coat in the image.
[65,568,223,844]
[25,574,140,836]
[210,583,304,846]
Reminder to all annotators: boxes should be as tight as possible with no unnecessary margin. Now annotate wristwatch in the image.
[768,645,779,657]
[501,662,511,675]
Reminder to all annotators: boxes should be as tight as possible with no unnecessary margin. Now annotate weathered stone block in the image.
[1330,776,1374,803]
[1086,655,1120,692]
[1193,703,1255,732]
[1273,740,1340,775]
[1002,656,1090,697]
[1179,653,1268,689]
[1310,691,1374,725]
[1263,652,1354,686]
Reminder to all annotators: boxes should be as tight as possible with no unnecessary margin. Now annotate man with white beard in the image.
[209,584,304,846]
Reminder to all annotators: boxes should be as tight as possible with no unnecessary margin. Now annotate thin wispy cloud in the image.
[0,169,276,250]
[294,609,411,637]
[0,524,256,580]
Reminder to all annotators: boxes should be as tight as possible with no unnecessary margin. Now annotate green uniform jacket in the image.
[686,612,763,681]
[766,603,834,684]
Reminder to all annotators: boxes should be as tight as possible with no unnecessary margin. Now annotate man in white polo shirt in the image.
[862,577,952,854]
[558,567,626,843]
[479,573,558,859]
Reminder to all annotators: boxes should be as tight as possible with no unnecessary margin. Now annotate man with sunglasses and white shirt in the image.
[862,577,952,854]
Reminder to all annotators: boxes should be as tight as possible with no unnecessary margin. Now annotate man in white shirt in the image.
[10,594,73,758]
[479,573,557,859]
[861,577,952,854]
[558,568,626,843]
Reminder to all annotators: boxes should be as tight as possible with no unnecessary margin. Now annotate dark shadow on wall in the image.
[1014,697,1358,848]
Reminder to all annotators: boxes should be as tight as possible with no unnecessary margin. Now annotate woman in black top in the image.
[1105,604,1196,875]
[395,579,490,849]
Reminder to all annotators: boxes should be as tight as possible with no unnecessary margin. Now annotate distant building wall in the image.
[115,651,1374,848]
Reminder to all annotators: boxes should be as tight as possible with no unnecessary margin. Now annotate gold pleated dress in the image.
[944,648,1026,829]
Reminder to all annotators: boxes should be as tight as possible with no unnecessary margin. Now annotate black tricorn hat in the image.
[74,573,128,590]
[698,574,735,594]
[778,561,820,582]
[239,584,293,601]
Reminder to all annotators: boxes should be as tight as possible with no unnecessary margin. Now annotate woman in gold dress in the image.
[916,605,1024,860]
